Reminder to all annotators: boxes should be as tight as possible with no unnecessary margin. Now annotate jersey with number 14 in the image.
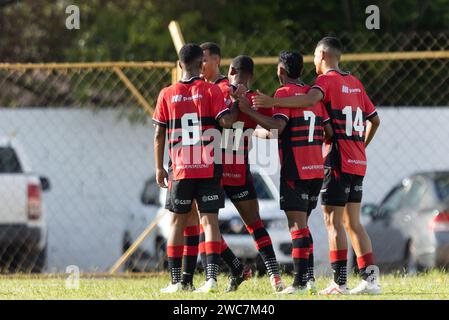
[152,77,229,180]
[273,83,330,180]
[312,70,377,177]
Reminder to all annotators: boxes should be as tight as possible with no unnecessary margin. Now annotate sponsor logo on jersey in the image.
[342,85,361,94]
[171,94,204,103]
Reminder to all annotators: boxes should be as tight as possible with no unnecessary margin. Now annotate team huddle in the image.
[152,37,381,295]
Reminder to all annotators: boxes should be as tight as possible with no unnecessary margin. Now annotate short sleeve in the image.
[272,88,290,122]
[363,88,378,120]
[152,88,168,127]
[220,84,233,108]
[210,85,230,121]
[312,75,329,103]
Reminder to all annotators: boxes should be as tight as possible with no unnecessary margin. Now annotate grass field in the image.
[1,271,449,300]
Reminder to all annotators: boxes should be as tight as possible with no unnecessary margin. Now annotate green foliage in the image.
[1,0,449,62]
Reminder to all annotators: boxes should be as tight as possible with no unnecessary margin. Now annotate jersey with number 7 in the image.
[273,83,330,180]
[312,70,377,177]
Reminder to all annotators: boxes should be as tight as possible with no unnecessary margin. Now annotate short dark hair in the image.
[278,51,303,79]
[200,42,221,57]
[178,43,203,65]
[316,36,343,56]
[231,55,254,75]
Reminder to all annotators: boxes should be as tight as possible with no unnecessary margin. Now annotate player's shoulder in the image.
[214,76,230,87]
[275,82,309,96]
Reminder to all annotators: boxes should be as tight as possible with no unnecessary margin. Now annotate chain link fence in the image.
[0,31,448,274]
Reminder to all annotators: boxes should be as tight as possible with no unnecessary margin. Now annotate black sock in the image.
[181,226,199,286]
[220,236,243,277]
[167,245,183,284]
[206,241,221,281]
[330,250,348,286]
[247,220,280,277]
[291,228,310,287]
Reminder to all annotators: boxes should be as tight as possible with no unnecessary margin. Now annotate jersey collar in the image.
[179,76,203,84]
[213,75,228,84]
[325,68,350,76]
[285,81,305,87]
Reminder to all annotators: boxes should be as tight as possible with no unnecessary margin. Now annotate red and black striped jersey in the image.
[312,70,377,177]
[152,77,229,180]
[214,76,233,108]
[221,89,273,186]
[273,83,330,180]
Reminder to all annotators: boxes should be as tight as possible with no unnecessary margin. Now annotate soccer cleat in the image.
[277,285,308,295]
[160,282,183,293]
[225,265,253,292]
[194,278,218,293]
[349,280,381,295]
[270,274,286,292]
[306,280,317,295]
[318,281,349,295]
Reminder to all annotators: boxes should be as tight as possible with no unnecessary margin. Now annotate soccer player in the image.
[153,43,238,293]
[224,55,285,292]
[237,51,332,294]
[201,43,284,292]
[252,37,381,295]
[199,42,254,291]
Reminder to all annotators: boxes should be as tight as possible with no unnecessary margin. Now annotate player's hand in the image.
[252,90,275,108]
[230,84,247,101]
[156,168,168,188]
[237,95,252,114]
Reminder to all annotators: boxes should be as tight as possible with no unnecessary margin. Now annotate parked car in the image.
[362,171,449,273]
[0,137,51,273]
[122,166,294,273]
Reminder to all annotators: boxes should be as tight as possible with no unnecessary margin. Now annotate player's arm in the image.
[252,88,323,109]
[218,107,237,128]
[324,123,333,142]
[223,101,240,126]
[238,96,287,134]
[365,114,380,147]
[154,125,168,188]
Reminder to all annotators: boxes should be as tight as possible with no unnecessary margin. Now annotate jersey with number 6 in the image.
[312,70,377,177]
[152,77,230,180]
[273,83,330,180]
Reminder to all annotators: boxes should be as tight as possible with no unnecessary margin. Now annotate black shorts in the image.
[320,168,364,206]
[223,172,258,203]
[165,176,225,214]
[280,178,323,214]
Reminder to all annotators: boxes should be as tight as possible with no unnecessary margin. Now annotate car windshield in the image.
[252,172,274,200]
[434,175,449,201]
[0,147,22,173]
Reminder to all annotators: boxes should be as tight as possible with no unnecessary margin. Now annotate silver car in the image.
[362,171,449,273]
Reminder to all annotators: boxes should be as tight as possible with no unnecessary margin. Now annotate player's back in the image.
[153,77,228,180]
[313,70,377,176]
[165,78,222,124]
[273,83,329,180]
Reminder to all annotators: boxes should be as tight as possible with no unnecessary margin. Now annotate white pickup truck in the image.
[0,137,50,273]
